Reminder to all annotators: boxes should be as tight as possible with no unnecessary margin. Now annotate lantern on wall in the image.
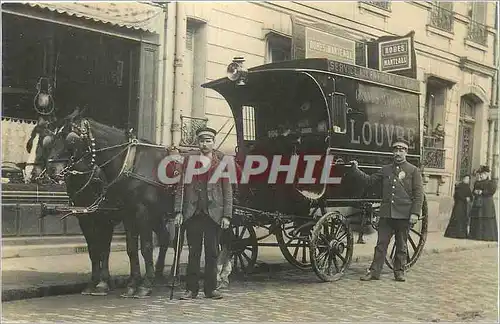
[33,77,55,116]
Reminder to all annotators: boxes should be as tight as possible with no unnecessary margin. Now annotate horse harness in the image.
[52,118,176,216]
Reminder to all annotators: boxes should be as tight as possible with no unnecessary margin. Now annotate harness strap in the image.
[119,139,138,177]
[102,139,137,190]
[113,139,176,190]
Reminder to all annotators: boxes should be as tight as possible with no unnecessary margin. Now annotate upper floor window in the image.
[424,78,450,149]
[355,42,367,67]
[360,0,391,11]
[467,2,488,45]
[266,33,291,64]
[429,1,454,33]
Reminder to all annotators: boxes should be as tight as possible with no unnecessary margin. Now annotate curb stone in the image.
[2,242,497,302]
[350,241,498,264]
[1,263,287,302]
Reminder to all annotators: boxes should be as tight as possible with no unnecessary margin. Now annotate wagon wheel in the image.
[310,211,354,282]
[275,220,313,270]
[230,223,258,274]
[385,196,429,270]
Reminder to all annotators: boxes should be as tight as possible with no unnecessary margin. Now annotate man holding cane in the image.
[349,137,424,282]
[174,127,233,300]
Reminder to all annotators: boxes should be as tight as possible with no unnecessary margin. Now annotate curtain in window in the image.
[1,118,37,166]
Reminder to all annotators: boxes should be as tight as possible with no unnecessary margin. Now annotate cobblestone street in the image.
[2,247,498,323]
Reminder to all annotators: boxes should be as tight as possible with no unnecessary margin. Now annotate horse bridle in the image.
[46,118,134,213]
[44,118,183,217]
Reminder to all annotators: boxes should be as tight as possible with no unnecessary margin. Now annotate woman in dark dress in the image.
[444,175,472,239]
[468,166,498,241]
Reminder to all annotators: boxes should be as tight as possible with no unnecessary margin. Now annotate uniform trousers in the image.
[185,211,221,295]
[370,218,410,277]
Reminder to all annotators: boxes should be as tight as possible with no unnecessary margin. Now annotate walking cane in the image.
[169,223,182,300]
[170,162,185,300]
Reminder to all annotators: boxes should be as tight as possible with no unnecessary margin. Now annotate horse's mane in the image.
[86,118,156,145]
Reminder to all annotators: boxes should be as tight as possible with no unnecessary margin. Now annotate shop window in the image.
[266,33,291,64]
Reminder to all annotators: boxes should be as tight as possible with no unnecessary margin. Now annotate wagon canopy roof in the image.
[202,58,421,94]
[201,68,334,137]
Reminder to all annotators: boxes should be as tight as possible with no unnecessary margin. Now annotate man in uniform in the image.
[174,127,233,300]
[350,137,423,282]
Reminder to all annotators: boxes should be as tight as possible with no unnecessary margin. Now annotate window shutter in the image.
[186,26,195,51]
[137,43,159,142]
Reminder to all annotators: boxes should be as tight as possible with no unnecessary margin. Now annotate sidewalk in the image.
[2,231,497,302]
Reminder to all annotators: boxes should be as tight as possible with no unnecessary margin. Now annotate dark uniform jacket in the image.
[174,150,233,225]
[353,161,424,219]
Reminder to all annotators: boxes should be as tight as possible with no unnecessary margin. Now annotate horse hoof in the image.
[134,287,152,299]
[81,287,95,295]
[120,287,136,298]
[81,283,97,295]
[91,281,109,296]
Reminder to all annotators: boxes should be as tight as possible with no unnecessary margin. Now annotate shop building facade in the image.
[2,1,498,237]
[1,2,165,237]
[162,1,498,232]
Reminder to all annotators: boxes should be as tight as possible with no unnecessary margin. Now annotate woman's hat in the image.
[477,165,491,174]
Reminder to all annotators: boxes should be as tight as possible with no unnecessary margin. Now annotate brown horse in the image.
[41,108,182,298]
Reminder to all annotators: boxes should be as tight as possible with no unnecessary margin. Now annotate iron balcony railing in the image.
[179,115,208,147]
[423,135,444,149]
[422,136,446,170]
[361,0,391,11]
[467,20,488,46]
[429,4,454,33]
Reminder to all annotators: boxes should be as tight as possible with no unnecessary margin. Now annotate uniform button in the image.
[392,186,395,189]
[393,179,396,182]
[391,200,395,203]
[392,193,395,195]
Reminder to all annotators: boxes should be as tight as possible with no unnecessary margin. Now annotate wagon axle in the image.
[329,239,345,255]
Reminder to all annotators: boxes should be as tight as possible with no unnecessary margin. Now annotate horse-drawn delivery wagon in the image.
[203,57,428,282]
[40,57,428,292]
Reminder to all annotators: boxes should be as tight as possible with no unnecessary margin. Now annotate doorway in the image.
[456,95,477,180]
